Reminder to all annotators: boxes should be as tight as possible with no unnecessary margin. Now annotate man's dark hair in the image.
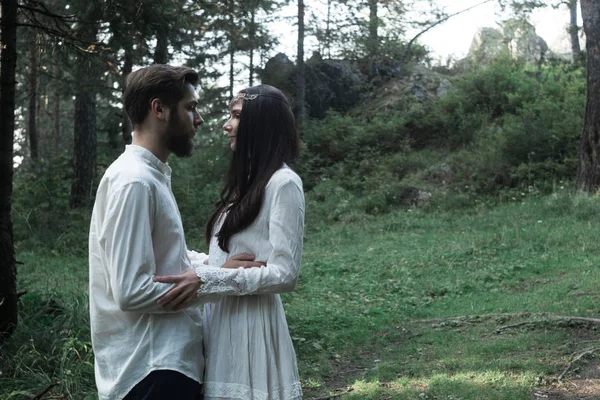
[124,64,199,126]
[205,84,300,252]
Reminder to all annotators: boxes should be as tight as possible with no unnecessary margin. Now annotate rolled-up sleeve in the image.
[195,178,305,297]
[100,181,173,313]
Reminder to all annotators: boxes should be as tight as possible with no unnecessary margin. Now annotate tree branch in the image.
[400,0,495,66]
[30,381,59,400]
[17,3,77,24]
[16,23,105,54]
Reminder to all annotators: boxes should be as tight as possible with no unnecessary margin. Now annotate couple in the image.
[88,64,304,400]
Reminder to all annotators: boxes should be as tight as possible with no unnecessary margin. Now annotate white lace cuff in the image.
[195,267,248,297]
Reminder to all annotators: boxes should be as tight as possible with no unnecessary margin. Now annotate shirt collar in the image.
[126,145,172,178]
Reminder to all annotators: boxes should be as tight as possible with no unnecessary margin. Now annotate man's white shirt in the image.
[89,145,206,400]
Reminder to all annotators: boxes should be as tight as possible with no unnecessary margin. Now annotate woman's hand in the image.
[222,253,266,269]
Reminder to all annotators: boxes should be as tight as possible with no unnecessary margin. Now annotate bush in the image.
[12,156,91,256]
[298,56,585,213]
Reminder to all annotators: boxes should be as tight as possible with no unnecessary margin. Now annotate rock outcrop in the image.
[467,20,551,65]
[260,52,366,119]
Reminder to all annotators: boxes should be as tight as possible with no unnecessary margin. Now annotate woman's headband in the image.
[233,92,289,105]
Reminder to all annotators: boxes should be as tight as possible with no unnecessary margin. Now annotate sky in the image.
[269,0,580,62]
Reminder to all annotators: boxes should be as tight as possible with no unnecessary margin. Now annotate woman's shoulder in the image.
[267,165,303,190]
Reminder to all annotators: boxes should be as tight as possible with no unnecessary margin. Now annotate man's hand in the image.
[154,269,201,311]
[222,253,266,269]
[153,253,265,310]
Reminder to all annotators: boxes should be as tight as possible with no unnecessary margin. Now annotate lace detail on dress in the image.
[196,267,247,296]
[203,381,302,400]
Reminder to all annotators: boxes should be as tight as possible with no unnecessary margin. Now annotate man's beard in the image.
[164,108,194,158]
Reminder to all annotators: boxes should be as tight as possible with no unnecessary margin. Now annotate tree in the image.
[105,1,142,146]
[240,0,279,87]
[296,0,306,131]
[576,0,600,192]
[0,0,19,341]
[568,0,582,58]
[69,2,102,208]
[27,31,39,159]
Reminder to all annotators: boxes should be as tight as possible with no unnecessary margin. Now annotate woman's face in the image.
[223,100,243,151]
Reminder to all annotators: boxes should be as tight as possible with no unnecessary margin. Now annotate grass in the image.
[2,192,600,399]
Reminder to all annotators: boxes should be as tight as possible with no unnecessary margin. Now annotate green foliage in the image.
[300,56,585,209]
[441,59,585,193]
[12,156,90,257]
[300,110,411,187]
[0,253,95,400]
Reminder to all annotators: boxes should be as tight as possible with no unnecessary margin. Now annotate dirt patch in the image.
[579,363,600,380]
[532,379,600,399]
[302,358,369,399]
[533,363,600,400]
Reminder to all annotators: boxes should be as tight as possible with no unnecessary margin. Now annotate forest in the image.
[2,0,600,399]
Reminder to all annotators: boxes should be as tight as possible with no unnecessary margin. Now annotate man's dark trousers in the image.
[123,370,202,400]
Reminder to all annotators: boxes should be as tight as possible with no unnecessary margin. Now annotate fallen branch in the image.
[413,312,600,333]
[493,321,537,334]
[558,347,600,381]
[493,315,600,335]
[30,381,59,400]
[414,312,537,324]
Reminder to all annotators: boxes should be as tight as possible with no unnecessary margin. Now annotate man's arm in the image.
[100,181,174,313]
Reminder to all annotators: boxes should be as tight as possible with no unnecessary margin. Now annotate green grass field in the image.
[2,192,600,399]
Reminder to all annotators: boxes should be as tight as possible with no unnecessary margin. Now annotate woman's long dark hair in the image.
[206,85,300,252]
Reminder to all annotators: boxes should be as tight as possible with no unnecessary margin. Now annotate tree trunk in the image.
[228,1,235,99]
[229,48,234,98]
[368,0,378,76]
[0,0,19,341]
[249,7,255,87]
[121,48,133,146]
[70,16,98,208]
[70,79,97,208]
[368,0,378,53]
[296,0,305,132]
[28,32,39,160]
[154,25,169,64]
[54,93,61,157]
[576,0,600,192]
[326,0,332,58]
[570,0,582,60]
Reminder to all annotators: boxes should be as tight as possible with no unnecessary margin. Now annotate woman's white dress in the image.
[193,166,305,400]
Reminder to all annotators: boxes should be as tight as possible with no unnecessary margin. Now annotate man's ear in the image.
[150,98,169,121]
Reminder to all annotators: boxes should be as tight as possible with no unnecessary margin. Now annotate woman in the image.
[158,84,304,400]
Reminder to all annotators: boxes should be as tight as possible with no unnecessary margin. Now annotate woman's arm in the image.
[154,176,305,309]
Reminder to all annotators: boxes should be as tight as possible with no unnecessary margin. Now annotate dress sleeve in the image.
[100,181,174,313]
[195,177,305,297]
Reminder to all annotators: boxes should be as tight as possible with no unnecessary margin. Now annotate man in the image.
[89,65,261,400]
